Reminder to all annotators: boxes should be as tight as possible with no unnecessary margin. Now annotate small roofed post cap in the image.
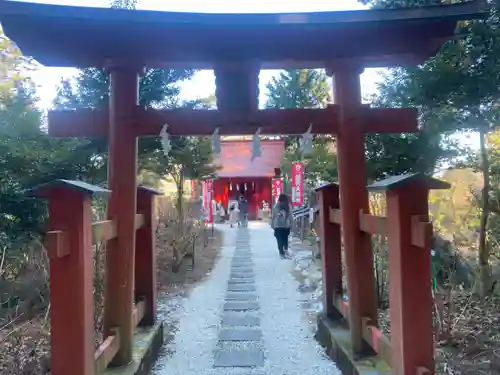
[367,173,451,192]
[137,186,163,196]
[26,179,111,199]
[314,182,339,192]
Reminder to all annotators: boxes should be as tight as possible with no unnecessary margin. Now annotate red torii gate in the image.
[0,1,485,375]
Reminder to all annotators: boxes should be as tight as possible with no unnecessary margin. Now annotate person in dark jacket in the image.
[271,193,293,258]
[238,195,249,228]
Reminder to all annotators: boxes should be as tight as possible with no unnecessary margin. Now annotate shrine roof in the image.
[214,140,285,178]
[0,1,486,68]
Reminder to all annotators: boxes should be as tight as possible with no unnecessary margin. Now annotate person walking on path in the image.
[271,193,293,258]
[228,203,239,228]
[238,195,249,228]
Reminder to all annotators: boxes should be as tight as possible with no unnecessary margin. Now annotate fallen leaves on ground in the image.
[378,291,500,375]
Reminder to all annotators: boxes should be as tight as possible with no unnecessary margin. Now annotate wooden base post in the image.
[104,66,141,366]
[316,183,343,320]
[386,183,435,375]
[330,65,377,352]
[27,180,110,375]
[48,189,94,375]
[135,187,162,326]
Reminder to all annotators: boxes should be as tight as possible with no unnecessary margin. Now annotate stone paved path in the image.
[153,222,340,375]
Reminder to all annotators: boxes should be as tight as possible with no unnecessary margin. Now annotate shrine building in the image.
[213,138,285,220]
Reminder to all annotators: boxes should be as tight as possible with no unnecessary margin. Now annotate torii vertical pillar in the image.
[104,65,142,366]
[329,63,377,353]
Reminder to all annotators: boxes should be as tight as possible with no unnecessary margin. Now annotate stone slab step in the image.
[228,278,255,285]
[232,259,252,263]
[227,284,256,292]
[219,327,263,342]
[230,267,253,273]
[221,313,260,326]
[225,292,258,301]
[231,262,253,267]
[223,301,260,311]
[213,347,265,367]
[231,266,253,270]
[230,273,255,279]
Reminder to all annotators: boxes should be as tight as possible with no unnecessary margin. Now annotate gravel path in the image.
[153,222,340,375]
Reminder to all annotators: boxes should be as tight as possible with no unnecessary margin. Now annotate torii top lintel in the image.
[0,1,486,69]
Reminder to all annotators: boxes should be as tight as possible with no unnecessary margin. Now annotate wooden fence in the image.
[315,174,449,375]
[27,180,161,375]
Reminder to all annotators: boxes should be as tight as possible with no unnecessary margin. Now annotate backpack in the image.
[275,207,289,227]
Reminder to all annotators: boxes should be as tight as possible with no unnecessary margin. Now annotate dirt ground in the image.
[378,294,500,375]
[0,226,223,375]
[431,293,500,375]
[156,226,222,295]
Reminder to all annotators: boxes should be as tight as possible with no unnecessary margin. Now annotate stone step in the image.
[221,313,260,326]
[232,259,252,263]
[230,267,253,273]
[230,273,255,279]
[213,346,265,367]
[225,292,258,301]
[223,301,260,311]
[228,278,255,285]
[219,327,263,342]
[227,284,256,292]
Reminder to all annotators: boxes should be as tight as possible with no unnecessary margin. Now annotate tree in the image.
[280,138,338,189]
[55,67,197,181]
[0,83,103,237]
[264,69,337,192]
[152,137,215,213]
[140,98,218,205]
[359,0,500,295]
[54,0,198,185]
[0,25,100,242]
[365,69,465,180]
[265,69,331,109]
[0,27,36,90]
[266,69,332,149]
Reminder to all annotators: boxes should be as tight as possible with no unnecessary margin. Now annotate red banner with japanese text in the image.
[201,181,207,219]
[205,179,213,224]
[272,177,283,202]
[191,179,197,199]
[202,181,213,223]
[291,162,305,207]
[206,179,213,193]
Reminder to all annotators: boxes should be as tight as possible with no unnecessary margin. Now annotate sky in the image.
[13,0,479,149]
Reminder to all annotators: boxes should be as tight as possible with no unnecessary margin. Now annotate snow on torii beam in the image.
[48,106,418,137]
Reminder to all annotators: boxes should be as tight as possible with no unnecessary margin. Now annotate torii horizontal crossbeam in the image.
[48,106,418,137]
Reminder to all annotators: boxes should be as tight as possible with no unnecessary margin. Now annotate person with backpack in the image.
[271,193,293,258]
[238,195,249,228]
